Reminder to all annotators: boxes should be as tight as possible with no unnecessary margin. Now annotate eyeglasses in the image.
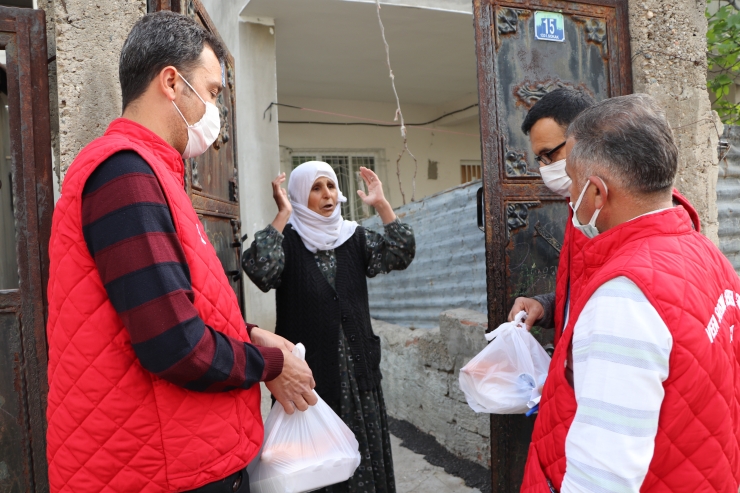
[534,141,566,166]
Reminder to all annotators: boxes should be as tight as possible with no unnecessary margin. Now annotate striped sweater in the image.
[562,276,672,492]
[81,150,282,392]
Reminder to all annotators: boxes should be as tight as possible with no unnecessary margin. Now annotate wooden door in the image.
[0,7,54,492]
[471,0,632,490]
[150,0,245,314]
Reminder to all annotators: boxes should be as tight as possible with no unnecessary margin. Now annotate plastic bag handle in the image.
[484,311,528,342]
[292,343,306,361]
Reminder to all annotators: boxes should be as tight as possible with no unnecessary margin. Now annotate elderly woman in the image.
[242,161,415,492]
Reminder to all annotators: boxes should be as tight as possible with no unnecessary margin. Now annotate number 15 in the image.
[543,18,556,34]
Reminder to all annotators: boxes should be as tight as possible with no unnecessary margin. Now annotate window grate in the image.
[461,161,482,184]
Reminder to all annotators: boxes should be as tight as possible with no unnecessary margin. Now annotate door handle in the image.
[477,187,485,232]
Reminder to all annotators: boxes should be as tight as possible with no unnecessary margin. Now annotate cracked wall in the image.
[40,0,146,185]
[629,0,722,244]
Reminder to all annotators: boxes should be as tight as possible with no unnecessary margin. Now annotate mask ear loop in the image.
[171,100,192,127]
[585,177,609,225]
[171,72,208,127]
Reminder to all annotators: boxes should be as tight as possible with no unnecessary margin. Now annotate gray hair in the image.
[566,94,678,195]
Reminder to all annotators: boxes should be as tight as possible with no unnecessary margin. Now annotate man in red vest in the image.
[521,94,740,492]
[508,89,595,345]
[46,12,316,493]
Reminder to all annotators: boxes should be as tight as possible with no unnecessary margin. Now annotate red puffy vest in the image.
[552,190,699,348]
[522,205,740,492]
[46,119,262,493]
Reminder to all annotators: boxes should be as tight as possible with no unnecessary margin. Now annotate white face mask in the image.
[172,73,221,159]
[539,159,572,197]
[570,177,608,239]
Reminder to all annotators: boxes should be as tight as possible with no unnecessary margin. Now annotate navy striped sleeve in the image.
[82,151,283,390]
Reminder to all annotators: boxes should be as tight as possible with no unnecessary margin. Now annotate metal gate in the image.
[471,0,632,489]
[151,0,245,314]
[0,7,53,492]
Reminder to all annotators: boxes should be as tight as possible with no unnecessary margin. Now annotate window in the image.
[290,152,379,221]
[461,160,482,184]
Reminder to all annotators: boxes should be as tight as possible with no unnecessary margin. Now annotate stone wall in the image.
[39,0,146,184]
[375,308,492,468]
[628,0,722,244]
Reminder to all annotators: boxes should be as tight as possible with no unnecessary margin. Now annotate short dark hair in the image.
[119,11,227,110]
[566,94,677,195]
[521,88,596,135]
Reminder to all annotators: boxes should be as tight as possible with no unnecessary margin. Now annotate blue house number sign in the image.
[535,11,565,42]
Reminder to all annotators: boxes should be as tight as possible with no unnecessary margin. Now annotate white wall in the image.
[277,96,482,208]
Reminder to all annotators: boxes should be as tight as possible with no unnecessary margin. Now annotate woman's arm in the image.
[242,226,286,292]
[364,221,416,277]
[242,173,294,292]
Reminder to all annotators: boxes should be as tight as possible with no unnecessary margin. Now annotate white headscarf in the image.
[287,161,358,253]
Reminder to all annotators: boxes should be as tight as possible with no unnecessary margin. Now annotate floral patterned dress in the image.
[242,220,415,493]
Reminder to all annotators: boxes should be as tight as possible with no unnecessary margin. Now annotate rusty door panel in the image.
[0,311,32,493]
[472,0,631,490]
[153,0,245,313]
[0,7,54,493]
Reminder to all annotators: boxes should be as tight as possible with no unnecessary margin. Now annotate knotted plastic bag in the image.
[249,343,361,493]
[458,311,551,414]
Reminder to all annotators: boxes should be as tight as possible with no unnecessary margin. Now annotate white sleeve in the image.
[560,277,672,493]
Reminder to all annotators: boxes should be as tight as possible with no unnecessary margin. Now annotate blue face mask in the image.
[569,177,607,239]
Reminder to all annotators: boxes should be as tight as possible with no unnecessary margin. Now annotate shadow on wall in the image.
[362,180,487,329]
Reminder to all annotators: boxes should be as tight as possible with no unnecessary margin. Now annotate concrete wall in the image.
[362,180,487,328]
[376,308,491,468]
[628,0,722,244]
[40,0,146,182]
[277,96,482,209]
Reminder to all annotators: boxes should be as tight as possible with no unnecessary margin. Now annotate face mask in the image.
[539,159,572,197]
[172,73,221,159]
[570,177,607,239]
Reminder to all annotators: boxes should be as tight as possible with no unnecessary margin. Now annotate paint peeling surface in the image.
[362,180,487,328]
[718,126,740,273]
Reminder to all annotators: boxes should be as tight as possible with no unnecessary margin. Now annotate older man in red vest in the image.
[521,94,740,492]
[46,12,316,493]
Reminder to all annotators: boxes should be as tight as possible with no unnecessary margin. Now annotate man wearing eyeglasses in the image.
[508,89,700,352]
[507,88,595,343]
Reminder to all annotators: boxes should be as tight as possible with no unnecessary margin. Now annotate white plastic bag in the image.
[458,311,551,414]
[249,344,361,493]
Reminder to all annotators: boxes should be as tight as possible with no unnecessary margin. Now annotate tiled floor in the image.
[391,434,481,493]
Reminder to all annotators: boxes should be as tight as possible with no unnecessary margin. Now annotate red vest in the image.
[46,119,262,493]
[552,190,699,347]
[522,205,740,492]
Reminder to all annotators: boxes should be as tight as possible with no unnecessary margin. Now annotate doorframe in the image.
[471,0,632,490]
[0,6,54,491]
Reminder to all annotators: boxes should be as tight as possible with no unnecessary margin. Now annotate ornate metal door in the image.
[471,0,632,490]
[0,7,54,492]
[151,0,244,314]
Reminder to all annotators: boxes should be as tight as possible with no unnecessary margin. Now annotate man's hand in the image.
[508,297,544,330]
[250,327,294,353]
[264,349,317,414]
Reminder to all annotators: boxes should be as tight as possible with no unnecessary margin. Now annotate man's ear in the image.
[157,66,179,102]
[590,176,608,210]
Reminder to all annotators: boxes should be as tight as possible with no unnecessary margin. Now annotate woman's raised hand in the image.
[357,167,385,207]
[357,167,396,225]
[270,173,292,233]
[272,173,292,216]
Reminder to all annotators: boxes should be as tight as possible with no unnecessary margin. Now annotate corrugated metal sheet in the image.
[361,180,487,328]
[718,125,740,273]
